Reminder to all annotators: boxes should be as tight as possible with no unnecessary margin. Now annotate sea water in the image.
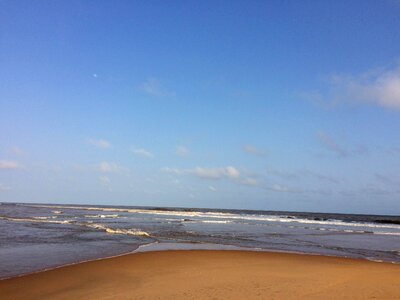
[1,202,399,279]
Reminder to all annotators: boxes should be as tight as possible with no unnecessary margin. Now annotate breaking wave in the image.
[84,223,150,236]
[0,216,150,237]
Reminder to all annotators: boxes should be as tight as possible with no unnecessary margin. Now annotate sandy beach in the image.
[1,250,399,299]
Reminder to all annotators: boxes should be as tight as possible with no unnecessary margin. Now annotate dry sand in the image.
[1,250,400,299]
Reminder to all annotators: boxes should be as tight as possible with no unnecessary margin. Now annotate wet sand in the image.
[1,250,400,299]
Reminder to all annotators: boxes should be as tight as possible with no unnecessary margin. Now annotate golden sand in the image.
[1,250,399,299]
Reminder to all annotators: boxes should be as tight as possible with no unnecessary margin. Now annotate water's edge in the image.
[1,241,397,281]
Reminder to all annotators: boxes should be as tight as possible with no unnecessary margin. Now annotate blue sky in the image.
[1,0,400,214]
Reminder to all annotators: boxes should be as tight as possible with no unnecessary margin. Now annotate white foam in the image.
[33,216,57,220]
[373,232,400,236]
[84,214,119,219]
[200,220,232,224]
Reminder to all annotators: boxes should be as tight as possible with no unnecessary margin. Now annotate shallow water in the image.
[1,202,399,279]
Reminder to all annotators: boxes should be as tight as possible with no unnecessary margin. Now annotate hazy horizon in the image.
[1,1,400,215]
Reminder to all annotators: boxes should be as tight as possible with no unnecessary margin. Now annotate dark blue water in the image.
[1,202,399,279]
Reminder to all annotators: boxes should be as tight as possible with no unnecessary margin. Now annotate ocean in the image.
[1,202,399,279]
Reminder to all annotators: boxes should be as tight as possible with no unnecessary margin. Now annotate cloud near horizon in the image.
[161,166,261,189]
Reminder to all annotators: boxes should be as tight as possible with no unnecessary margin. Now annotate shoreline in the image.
[1,249,399,299]
[1,242,398,281]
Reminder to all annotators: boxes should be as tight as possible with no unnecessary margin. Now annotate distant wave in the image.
[0,216,73,225]
[24,204,400,230]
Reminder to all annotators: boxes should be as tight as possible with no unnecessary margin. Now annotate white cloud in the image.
[225,166,240,179]
[88,138,111,149]
[175,146,189,157]
[243,145,265,156]
[161,166,264,190]
[0,160,20,170]
[98,162,121,173]
[308,65,400,110]
[138,78,175,97]
[131,148,154,158]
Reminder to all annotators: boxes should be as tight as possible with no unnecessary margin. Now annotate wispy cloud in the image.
[160,167,183,174]
[316,131,348,158]
[209,186,217,192]
[0,183,11,191]
[88,138,111,149]
[0,160,21,170]
[239,177,258,186]
[9,146,24,156]
[138,78,175,97]
[268,168,340,184]
[99,175,110,185]
[98,161,122,173]
[306,65,400,110]
[175,146,189,157]
[375,173,398,186]
[265,184,301,193]
[161,166,240,180]
[131,148,154,158]
[316,131,368,158]
[243,145,265,156]
[189,166,240,180]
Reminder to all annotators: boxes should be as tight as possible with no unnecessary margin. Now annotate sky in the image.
[1,0,400,214]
